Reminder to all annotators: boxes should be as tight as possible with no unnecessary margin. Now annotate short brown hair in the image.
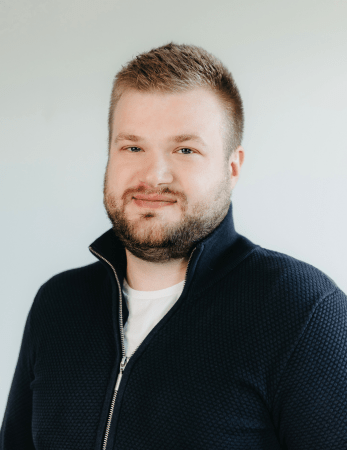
[108,43,244,157]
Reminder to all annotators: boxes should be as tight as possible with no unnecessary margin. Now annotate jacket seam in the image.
[271,286,340,411]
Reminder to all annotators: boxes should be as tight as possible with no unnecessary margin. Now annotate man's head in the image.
[104,43,245,263]
[108,43,244,159]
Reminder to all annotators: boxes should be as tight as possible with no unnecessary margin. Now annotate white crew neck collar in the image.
[122,278,185,300]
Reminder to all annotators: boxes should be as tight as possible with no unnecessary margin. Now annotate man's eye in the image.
[127,147,142,152]
[178,148,194,154]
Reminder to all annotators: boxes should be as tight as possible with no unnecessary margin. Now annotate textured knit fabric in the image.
[1,203,347,449]
[122,278,185,357]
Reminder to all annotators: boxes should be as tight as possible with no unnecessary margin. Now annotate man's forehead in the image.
[115,86,225,113]
[111,88,228,150]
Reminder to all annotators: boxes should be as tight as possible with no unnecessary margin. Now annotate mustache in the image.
[121,185,187,203]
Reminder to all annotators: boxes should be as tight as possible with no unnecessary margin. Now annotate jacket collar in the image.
[89,201,258,295]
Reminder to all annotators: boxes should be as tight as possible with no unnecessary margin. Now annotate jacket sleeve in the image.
[0,307,36,449]
[273,288,347,449]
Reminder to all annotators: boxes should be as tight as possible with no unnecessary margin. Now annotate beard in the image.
[103,172,232,263]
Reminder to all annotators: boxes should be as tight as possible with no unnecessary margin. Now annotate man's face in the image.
[104,87,242,262]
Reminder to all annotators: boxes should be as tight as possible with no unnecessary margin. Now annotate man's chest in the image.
[30,303,283,449]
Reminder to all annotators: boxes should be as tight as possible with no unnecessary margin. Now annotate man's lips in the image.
[132,195,177,209]
[134,194,176,202]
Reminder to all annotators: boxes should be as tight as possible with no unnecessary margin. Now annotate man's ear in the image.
[229,146,245,189]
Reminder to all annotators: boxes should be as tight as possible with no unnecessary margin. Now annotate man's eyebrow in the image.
[114,133,143,144]
[114,133,206,146]
[171,134,206,145]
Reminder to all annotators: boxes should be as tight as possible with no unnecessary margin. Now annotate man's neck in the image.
[125,248,189,291]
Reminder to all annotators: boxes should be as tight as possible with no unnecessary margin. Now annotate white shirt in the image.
[122,278,185,357]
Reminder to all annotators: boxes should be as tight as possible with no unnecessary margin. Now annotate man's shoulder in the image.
[246,245,342,301]
[31,261,109,316]
[25,261,114,353]
[39,260,108,293]
[255,245,337,283]
[223,245,346,357]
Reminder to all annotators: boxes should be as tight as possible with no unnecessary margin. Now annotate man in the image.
[1,43,347,450]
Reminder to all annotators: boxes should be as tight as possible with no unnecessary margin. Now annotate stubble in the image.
[103,171,232,263]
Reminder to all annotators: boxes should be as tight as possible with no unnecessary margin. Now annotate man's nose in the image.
[140,153,174,187]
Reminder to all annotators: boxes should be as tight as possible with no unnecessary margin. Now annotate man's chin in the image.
[128,204,180,222]
[109,215,192,262]
[125,218,178,246]
[115,226,189,262]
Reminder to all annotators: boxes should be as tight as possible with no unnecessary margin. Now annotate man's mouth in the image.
[133,195,177,209]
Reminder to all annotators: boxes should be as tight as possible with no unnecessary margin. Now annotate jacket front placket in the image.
[89,243,202,450]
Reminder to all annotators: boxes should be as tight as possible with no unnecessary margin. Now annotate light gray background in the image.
[1,0,346,420]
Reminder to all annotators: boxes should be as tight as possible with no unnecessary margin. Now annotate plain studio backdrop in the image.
[1,0,346,420]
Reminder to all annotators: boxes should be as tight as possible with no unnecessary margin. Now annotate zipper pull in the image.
[115,356,128,392]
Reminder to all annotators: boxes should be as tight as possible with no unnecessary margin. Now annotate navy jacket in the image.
[1,204,347,449]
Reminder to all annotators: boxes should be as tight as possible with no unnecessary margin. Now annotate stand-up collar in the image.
[89,201,258,294]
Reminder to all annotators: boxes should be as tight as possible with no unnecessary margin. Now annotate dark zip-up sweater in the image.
[1,203,347,449]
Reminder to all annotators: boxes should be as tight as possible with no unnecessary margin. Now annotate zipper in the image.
[89,245,196,450]
[89,247,127,450]
[102,356,127,450]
